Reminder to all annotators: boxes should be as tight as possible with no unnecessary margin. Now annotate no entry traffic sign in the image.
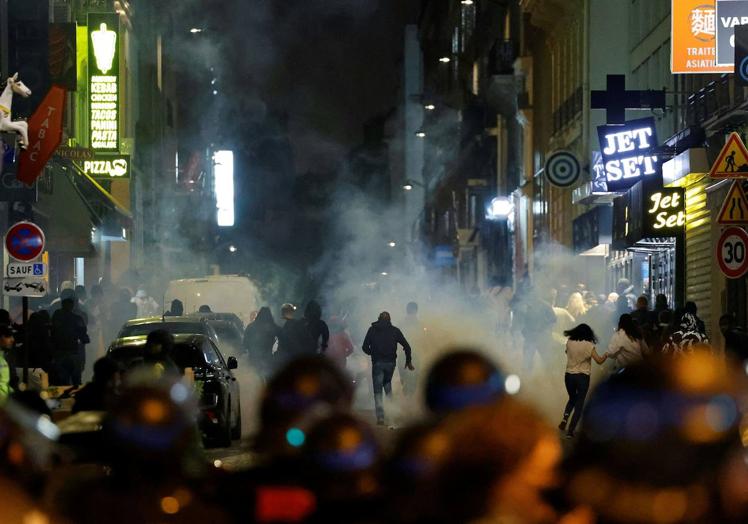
[717,227,748,279]
[4,222,45,262]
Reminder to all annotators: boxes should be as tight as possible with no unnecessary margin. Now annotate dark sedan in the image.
[116,316,220,345]
[107,333,241,447]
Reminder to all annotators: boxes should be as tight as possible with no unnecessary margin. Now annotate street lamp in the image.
[381,272,389,276]
[438,56,451,63]
[388,241,397,248]
[190,27,204,33]
[415,131,426,138]
[228,245,237,253]
[486,197,513,220]
[403,179,424,191]
[461,0,474,5]
[424,104,436,111]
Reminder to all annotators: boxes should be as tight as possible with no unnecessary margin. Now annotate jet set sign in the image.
[597,117,660,192]
[82,155,130,179]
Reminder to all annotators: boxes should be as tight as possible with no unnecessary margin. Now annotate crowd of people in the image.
[2,278,748,522]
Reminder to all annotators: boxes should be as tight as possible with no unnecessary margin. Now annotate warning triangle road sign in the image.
[710,132,748,179]
[718,181,748,225]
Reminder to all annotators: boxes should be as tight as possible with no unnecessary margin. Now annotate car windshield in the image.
[109,342,206,369]
[118,321,205,338]
[212,324,242,350]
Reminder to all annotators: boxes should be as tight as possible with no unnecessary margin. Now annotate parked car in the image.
[116,316,219,345]
[107,333,241,447]
[189,311,244,332]
[203,319,244,358]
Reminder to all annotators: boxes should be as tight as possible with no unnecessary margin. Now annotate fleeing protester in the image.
[26,311,52,372]
[607,314,648,369]
[139,329,179,378]
[326,316,354,370]
[47,280,75,314]
[631,295,654,332]
[566,291,587,320]
[559,324,607,438]
[276,303,314,365]
[51,297,89,386]
[242,306,280,380]
[663,312,710,355]
[164,298,184,317]
[654,293,671,316]
[720,313,748,362]
[131,288,160,318]
[304,300,329,353]
[0,326,16,402]
[399,302,422,396]
[685,301,707,336]
[512,281,556,375]
[72,357,123,413]
[362,311,413,425]
[108,288,137,342]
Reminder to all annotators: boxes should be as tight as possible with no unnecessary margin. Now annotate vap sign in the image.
[716,0,748,66]
[82,155,130,178]
[597,117,660,192]
[88,13,119,151]
[644,187,686,237]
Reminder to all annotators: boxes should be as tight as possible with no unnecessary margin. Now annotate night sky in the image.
[212,0,418,172]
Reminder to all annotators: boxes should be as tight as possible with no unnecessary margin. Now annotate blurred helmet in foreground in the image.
[425,349,506,415]
[566,353,746,523]
[256,356,353,457]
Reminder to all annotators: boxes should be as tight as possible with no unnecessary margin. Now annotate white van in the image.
[164,275,261,327]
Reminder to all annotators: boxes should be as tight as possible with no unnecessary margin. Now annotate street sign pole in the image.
[21,295,27,385]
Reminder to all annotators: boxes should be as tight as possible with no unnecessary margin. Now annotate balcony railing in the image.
[553,86,583,134]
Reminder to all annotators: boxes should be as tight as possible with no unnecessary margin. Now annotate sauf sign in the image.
[597,117,660,192]
[645,188,686,237]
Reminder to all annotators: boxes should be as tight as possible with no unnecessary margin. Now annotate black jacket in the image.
[277,318,315,362]
[362,320,412,364]
[51,309,89,355]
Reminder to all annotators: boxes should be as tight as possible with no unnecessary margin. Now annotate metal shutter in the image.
[685,177,712,337]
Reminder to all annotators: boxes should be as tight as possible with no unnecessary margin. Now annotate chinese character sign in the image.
[672,0,733,73]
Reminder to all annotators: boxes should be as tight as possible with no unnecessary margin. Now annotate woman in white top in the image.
[559,323,607,438]
[607,313,649,369]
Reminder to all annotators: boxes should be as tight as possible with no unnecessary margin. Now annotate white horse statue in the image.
[0,73,32,149]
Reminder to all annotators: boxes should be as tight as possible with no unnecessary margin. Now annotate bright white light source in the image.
[486,197,513,220]
[424,104,436,111]
[212,89,218,95]
[190,28,203,33]
[91,23,117,74]
[381,272,389,276]
[415,131,426,138]
[388,241,397,247]
[403,184,414,191]
[461,0,474,5]
[505,374,521,395]
[214,150,235,227]
[211,78,217,85]
[438,56,451,63]
[229,245,237,253]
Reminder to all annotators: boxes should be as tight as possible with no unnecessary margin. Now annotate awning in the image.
[59,158,133,227]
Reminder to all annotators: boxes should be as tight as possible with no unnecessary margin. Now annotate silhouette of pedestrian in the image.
[726,150,737,172]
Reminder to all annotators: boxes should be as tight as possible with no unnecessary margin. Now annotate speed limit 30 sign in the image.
[717,227,748,279]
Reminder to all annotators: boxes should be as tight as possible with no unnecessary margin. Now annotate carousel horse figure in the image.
[0,73,32,149]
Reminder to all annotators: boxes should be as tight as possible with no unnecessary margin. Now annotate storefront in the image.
[612,181,685,307]
[572,205,613,294]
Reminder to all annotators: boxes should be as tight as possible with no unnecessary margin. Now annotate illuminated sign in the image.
[88,13,119,151]
[214,150,235,227]
[671,0,732,73]
[597,117,660,192]
[644,188,685,237]
[82,155,130,179]
[716,0,748,66]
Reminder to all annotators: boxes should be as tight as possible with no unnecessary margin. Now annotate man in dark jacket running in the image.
[362,311,414,425]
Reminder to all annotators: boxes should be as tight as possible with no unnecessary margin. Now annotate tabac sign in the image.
[88,13,119,151]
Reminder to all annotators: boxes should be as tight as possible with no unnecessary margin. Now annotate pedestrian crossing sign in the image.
[718,181,748,225]
[710,132,748,179]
